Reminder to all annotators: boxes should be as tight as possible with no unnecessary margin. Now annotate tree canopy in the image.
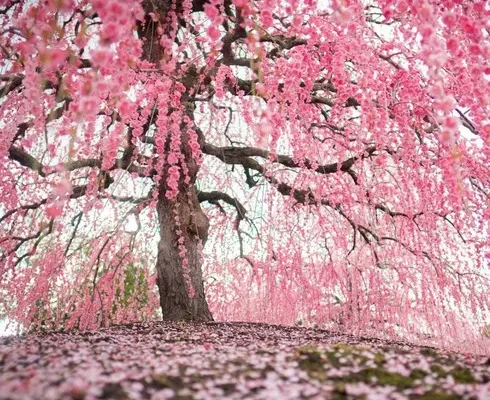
[0,0,489,351]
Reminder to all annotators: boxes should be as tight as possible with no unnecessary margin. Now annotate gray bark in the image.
[139,0,214,321]
[156,187,212,321]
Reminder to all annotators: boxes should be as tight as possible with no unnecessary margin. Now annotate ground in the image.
[0,321,489,399]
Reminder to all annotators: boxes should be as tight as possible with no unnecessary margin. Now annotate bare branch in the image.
[8,142,146,179]
[0,184,88,224]
[456,109,479,135]
[374,204,422,219]
[14,219,54,266]
[0,199,48,224]
[380,236,432,261]
[64,212,83,256]
[436,213,467,244]
[8,146,46,176]
[92,237,111,291]
[237,229,254,268]
[469,177,488,198]
[198,190,247,220]
[0,74,23,98]
[202,142,375,179]
[378,53,403,70]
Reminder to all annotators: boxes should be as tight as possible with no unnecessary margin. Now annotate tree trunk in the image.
[153,118,212,321]
[155,185,213,321]
[139,0,213,321]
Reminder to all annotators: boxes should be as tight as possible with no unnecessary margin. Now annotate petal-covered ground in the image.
[0,322,489,400]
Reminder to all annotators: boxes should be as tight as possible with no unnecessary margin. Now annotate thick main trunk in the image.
[156,185,213,321]
[139,0,213,321]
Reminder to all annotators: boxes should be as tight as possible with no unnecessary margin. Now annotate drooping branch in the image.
[0,1,20,16]
[202,142,375,181]
[64,212,83,257]
[237,228,254,267]
[380,236,432,262]
[335,203,437,268]
[203,140,346,207]
[141,0,211,14]
[456,109,479,136]
[436,213,467,244]
[469,177,489,198]
[374,204,423,219]
[8,143,147,178]
[0,224,50,260]
[231,154,439,268]
[0,74,23,98]
[0,199,48,225]
[197,190,254,266]
[8,146,46,176]
[198,190,247,221]
[9,219,55,267]
[99,193,153,204]
[202,133,459,270]
[1,184,88,224]
[375,203,469,244]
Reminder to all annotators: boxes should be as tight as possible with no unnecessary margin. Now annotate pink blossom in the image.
[233,0,247,8]
[45,203,63,218]
[101,21,121,44]
[167,152,179,165]
[261,10,274,27]
[52,179,73,197]
[207,26,221,41]
[204,4,219,20]
[78,96,99,115]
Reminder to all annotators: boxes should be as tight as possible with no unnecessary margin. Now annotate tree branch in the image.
[0,74,23,98]
[202,142,375,180]
[8,146,46,176]
[198,190,247,221]
[64,212,83,257]
[0,184,87,224]
[13,219,54,267]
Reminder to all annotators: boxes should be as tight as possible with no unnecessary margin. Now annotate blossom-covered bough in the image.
[0,0,489,351]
